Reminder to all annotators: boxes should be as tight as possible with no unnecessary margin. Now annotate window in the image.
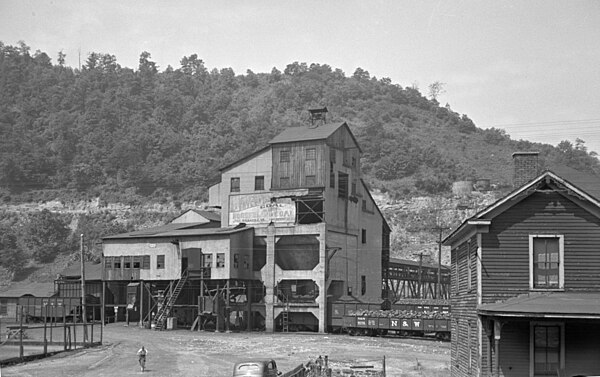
[530,235,563,289]
[361,275,366,295]
[133,256,141,269]
[142,255,150,269]
[244,255,249,270]
[330,163,335,188]
[454,247,459,294]
[157,255,165,269]
[280,150,290,162]
[104,256,112,269]
[203,254,212,268]
[217,253,225,268]
[338,172,348,198]
[306,148,316,160]
[362,199,367,212]
[234,254,239,269]
[124,257,131,269]
[254,176,264,191]
[532,324,562,375]
[352,156,356,167]
[467,240,472,291]
[0,299,7,316]
[361,229,367,244]
[114,257,121,269]
[231,177,240,192]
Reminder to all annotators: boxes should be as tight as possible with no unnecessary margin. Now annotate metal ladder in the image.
[154,269,188,330]
[280,290,290,332]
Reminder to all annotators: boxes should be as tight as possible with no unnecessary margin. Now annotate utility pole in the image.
[80,234,88,344]
[413,252,424,299]
[433,226,450,299]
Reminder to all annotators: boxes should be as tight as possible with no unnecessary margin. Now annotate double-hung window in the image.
[529,235,564,290]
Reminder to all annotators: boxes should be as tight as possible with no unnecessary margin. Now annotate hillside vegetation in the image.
[1,41,599,284]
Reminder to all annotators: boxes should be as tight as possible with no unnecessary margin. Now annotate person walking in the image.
[137,345,148,372]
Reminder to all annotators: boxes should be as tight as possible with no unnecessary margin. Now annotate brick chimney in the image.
[512,151,540,187]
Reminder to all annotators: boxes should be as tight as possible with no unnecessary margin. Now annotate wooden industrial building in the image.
[443,151,600,377]
[101,108,390,333]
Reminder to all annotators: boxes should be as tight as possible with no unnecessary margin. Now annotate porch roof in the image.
[478,292,600,319]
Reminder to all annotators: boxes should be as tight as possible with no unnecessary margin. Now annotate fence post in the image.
[19,306,24,361]
[43,305,48,355]
[73,320,77,349]
[383,355,386,377]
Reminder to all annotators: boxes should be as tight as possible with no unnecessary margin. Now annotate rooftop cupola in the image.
[308,107,328,128]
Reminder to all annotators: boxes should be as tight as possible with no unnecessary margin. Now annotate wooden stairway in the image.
[154,269,188,330]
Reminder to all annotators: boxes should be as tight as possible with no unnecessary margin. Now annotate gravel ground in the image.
[1,323,450,377]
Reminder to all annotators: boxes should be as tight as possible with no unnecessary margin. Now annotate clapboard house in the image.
[443,151,600,377]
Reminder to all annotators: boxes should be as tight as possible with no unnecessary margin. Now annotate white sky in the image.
[1,0,599,154]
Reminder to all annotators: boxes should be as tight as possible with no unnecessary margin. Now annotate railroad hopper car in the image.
[329,300,451,340]
[17,296,100,322]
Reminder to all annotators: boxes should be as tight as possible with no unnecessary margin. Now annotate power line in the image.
[488,118,600,128]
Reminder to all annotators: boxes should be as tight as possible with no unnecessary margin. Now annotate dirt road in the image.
[2,323,450,377]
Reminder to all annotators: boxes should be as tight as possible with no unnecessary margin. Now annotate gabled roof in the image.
[443,170,600,245]
[103,225,253,240]
[218,145,271,172]
[360,179,390,232]
[169,209,221,223]
[0,282,56,298]
[548,164,600,200]
[103,222,213,239]
[478,291,600,319]
[269,122,362,152]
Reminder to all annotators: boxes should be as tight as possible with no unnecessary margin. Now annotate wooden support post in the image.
[494,320,503,377]
[246,280,252,332]
[225,280,231,333]
[100,280,105,343]
[139,280,144,328]
[215,283,220,333]
[63,310,67,351]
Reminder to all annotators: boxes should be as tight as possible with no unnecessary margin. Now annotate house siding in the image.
[451,235,479,376]
[482,191,600,301]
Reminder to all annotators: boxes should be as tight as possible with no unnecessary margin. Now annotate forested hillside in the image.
[1,41,599,284]
[2,41,599,204]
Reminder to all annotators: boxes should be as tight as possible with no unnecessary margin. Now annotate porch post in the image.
[494,320,503,377]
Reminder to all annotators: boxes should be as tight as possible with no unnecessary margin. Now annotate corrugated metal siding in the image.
[482,191,600,299]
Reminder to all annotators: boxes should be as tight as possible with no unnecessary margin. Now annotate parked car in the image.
[232,360,280,377]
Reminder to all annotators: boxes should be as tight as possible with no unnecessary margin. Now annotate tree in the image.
[21,209,71,263]
[0,224,24,272]
[428,81,446,101]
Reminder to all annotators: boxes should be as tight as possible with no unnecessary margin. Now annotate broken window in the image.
[231,177,240,192]
[157,254,165,269]
[217,253,225,268]
[338,172,348,198]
